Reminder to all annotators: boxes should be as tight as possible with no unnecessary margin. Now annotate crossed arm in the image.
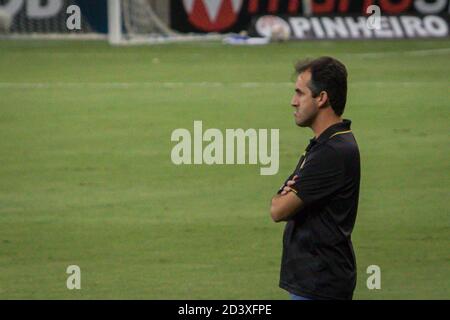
[270,175,305,223]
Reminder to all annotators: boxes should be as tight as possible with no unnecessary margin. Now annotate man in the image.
[270,57,360,300]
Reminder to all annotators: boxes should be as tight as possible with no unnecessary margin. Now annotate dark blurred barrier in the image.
[1,0,448,39]
[0,0,107,34]
[171,0,450,39]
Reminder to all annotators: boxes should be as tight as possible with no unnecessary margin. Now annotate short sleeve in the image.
[292,145,345,205]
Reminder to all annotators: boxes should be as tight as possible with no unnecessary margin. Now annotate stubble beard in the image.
[295,108,317,128]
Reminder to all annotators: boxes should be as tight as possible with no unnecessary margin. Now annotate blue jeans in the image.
[290,293,313,300]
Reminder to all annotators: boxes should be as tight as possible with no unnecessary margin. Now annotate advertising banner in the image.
[0,0,108,33]
[170,0,450,39]
[252,14,449,39]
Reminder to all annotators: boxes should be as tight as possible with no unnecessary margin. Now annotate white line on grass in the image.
[0,81,447,89]
[0,82,291,89]
[3,47,449,59]
[345,47,450,58]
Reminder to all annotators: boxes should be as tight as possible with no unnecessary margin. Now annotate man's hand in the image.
[270,175,304,222]
[280,175,299,195]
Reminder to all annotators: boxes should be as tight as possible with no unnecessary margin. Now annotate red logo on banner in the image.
[182,0,243,32]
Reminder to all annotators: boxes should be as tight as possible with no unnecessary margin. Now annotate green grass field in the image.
[0,39,449,299]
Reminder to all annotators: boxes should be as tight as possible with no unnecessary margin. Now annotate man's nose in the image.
[291,96,298,107]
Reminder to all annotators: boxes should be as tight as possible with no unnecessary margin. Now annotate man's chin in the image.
[295,119,309,127]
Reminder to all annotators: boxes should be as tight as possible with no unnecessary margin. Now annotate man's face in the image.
[291,71,319,127]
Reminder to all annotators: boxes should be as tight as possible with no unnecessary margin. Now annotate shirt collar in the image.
[313,119,352,145]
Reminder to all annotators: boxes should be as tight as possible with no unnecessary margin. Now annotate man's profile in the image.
[270,57,360,300]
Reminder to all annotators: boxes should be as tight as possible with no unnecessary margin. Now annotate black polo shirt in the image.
[278,119,360,300]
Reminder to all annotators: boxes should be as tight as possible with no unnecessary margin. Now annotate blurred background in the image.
[0,0,449,299]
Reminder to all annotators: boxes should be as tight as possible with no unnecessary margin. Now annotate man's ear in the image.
[317,91,329,108]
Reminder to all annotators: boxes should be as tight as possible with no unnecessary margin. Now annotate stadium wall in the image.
[0,0,449,39]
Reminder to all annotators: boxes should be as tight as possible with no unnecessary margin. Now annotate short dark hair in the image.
[294,56,348,116]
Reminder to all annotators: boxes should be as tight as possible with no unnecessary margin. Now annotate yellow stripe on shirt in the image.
[329,130,352,139]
